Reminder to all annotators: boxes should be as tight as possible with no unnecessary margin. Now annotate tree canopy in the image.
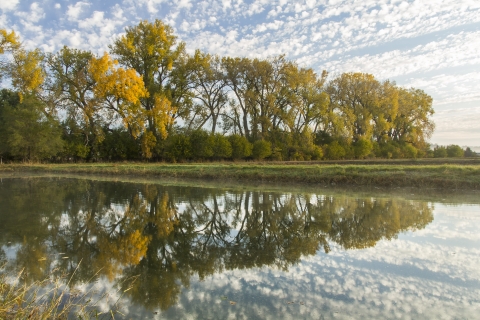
[0,22,449,162]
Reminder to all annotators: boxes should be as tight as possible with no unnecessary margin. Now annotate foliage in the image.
[325,141,346,160]
[252,140,272,160]
[433,146,447,158]
[446,144,464,158]
[228,134,252,160]
[0,94,63,161]
[0,22,439,163]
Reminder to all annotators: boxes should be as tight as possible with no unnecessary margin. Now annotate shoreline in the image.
[1,162,480,190]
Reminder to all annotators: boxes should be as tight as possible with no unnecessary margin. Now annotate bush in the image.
[446,145,464,158]
[252,140,272,160]
[353,138,373,159]
[228,134,252,160]
[212,134,232,159]
[189,130,214,160]
[402,144,418,159]
[464,147,477,157]
[433,146,447,158]
[325,141,346,160]
[164,134,191,162]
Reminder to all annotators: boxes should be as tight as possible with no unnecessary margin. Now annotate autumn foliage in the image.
[0,20,467,162]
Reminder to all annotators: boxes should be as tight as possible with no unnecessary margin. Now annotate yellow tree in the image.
[88,53,149,141]
[1,29,44,99]
[110,19,183,156]
[392,88,434,148]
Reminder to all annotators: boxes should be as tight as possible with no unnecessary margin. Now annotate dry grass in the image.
[0,264,132,320]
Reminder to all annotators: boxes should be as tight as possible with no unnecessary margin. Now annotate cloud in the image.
[0,0,19,12]
[15,2,45,24]
[66,1,91,21]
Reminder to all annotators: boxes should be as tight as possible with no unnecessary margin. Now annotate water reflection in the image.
[0,177,433,312]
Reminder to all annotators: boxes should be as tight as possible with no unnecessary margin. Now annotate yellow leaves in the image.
[88,53,149,139]
[0,29,20,54]
[141,130,157,159]
[89,53,147,105]
[11,49,45,98]
[151,94,175,140]
[1,29,44,99]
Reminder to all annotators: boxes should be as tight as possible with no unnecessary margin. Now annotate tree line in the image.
[0,20,473,162]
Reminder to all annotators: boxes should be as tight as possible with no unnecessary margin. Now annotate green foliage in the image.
[0,94,63,161]
[464,147,477,158]
[402,143,418,159]
[98,128,140,161]
[189,130,214,160]
[252,140,272,160]
[212,133,232,159]
[228,134,252,160]
[164,133,192,162]
[325,141,346,160]
[446,145,464,158]
[353,138,373,159]
[434,146,447,158]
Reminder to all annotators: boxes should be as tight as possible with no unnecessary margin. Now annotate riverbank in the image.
[1,161,480,190]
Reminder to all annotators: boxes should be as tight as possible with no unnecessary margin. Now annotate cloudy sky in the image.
[1,0,479,146]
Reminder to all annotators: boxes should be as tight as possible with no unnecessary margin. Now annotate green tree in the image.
[464,147,477,157]
[212,133,232,159]
[252,140,272,160]
[325,141,346,160]
[446,145,464,158]
[228,134,252,160]
[433,146,447,158]
[0,94,63,161]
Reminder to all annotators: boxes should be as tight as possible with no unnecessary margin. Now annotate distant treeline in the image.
[0,21,471,162]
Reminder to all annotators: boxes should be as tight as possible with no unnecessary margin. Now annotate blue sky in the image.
[1,0,480,146]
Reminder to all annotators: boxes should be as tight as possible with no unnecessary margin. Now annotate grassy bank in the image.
[1,161,480,190]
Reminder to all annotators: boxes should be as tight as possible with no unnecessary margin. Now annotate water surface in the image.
[0,176,479,319]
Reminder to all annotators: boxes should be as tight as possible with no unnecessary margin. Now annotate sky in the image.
[1,0,480,147]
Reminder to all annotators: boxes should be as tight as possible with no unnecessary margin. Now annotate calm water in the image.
[0,176,479,319]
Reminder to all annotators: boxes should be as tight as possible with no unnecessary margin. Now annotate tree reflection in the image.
[0,178,434,311]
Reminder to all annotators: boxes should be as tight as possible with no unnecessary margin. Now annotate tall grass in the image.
[0,264,132,319]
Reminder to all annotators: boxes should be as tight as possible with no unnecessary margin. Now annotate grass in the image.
[1,161,480,190]
[0,264,131,319]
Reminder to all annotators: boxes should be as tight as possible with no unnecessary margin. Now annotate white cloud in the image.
[15,2,45,23]
[54,4,61,9]
[0,0,19,12]
[66,1,91,21]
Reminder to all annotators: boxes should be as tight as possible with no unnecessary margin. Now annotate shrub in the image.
[353,138,373,159]
[325,141,346,160]
[189,130,214,160]
[228,134,252,160]
[433,146,447,158]
[212,134,232,159]
[402,144,418,159]
[164,134,191,162]
[446,144,464,158]
[252,140,272,160]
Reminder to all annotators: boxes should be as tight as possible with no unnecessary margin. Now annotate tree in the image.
[446,144,464,158]
[433,146,447,158]
[110,20,183,148]
[464,147,477,157]
[46,47,103,160]
[0,93,63,161]
[188,51,228,133]
[392,88,434,148]
[252,140,272,160]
